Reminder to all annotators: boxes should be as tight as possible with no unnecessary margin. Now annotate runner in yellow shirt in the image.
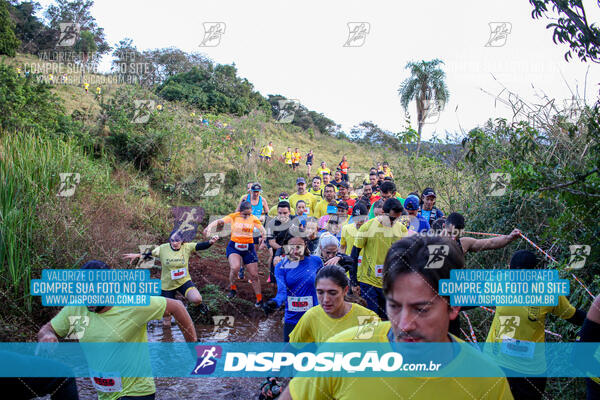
[37,260,197,400]
[351,198,409,319]
[288,177,318,216]
[308,176,323,198]
[282,147,293,168]
[312,184,338,219]
[123,229,218,325]
[280,235,513,400]
[263,141,274,163]
[290,264,378,343]
[382,161,394,178]
[483,250,585,400]
[316,161,331,179]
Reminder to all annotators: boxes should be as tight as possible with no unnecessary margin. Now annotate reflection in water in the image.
[76,317,283,399]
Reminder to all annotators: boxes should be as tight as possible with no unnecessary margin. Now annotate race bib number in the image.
[357,256,362,266]
[288,296,313,312]
[89,370,122,393]
[500,337,535,359]
[171,267,187,280]
[375,264,383,278]
[234,243,249,251]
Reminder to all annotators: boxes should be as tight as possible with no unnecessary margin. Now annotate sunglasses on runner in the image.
[283,244,305,254]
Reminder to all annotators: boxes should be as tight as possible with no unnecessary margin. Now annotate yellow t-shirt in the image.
[283,152,293,164]
[289,303,378,343]
[292,152,301,163]
[50,297,167,400]
[289,192,318,216]
[312,198,337,219]
[289,322,513,400]
[152,242,196,291]
[484,296,576,374]
[223,212,263,244]
[268,204,296,217]
[308,187,323,198]
[316,167,331,179]
[354,218,407,288]
[340,222,359,255]
[383,168,393,178]
[264,145,273,157]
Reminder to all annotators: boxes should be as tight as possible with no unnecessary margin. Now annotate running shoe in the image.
[238,267,245,280]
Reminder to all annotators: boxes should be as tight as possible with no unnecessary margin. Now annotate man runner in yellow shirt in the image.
[316,161,331,179]
[351,198,409,319]
[312,184,338,219]
[280,235,513,400]
[282,147,293,168]
[308,176,323,198]
[288,177,317,216]
[37,260,197,400]
[263,141,274,163]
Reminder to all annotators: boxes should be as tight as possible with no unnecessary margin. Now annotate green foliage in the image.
[267,94,336,134]
[0,131,110,311]
[101,86,169,170]
[529,0,600,63]
[0,0,20,56]
[7,1,53,54]
[0,63,75,134]
[156,64,270,116]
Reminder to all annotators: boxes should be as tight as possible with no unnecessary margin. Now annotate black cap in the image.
[352,202,369,216]
[251,183,262,192]
[337,201,349,210]
[422,187,436,197]
[81,260,110,270]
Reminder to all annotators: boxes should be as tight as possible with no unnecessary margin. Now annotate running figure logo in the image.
[485,22,512,47]
[132,100,155,124]
[172,206,205,242]
[212,316,235,340]
[488,173,510,196]
[199,23,226,47]
[192,345,223,375]
[498,316,520,339]
[201,173,225,197]
[343,22,370,47]
[354,316,379,340]
[425,245,448,269]
[348,172,367,195]
[66,316,89,339]
[58,23,80,47]
[275,100,300,124]
[567,245,590,270]
[57,173,81,197]
[423,99,444,124]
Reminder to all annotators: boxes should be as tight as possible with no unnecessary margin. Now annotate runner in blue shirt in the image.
[263,234,324,341]
[404,195,430,233]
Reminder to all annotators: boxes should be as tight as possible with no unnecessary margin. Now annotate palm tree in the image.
[398,59,449,157]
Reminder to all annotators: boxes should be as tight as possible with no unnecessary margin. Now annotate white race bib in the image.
[288,296,313,312]
[500,337,535,359]
[375,264,383,278]
[171,267,187,280]
[234,243,249,251]
[89,370,122,393]
[357,256,363,266]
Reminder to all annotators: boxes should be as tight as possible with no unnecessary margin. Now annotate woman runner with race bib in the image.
[263,233,324,342]
[204,201,267,307]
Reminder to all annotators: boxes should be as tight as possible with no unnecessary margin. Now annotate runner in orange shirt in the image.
[204,202,267,306]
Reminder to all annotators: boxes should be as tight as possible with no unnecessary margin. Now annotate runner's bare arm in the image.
[203,219,225,237]
[462,228,521,252]
[38,321,60,342]
[279,386,292,399]
[588,295,600,324]
[164,299,197,342]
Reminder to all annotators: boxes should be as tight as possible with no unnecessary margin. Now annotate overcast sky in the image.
[37,0,600,139]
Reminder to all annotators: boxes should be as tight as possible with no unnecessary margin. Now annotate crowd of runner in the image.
[31,154,600,400]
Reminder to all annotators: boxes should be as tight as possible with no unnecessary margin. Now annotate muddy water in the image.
[75,315,284,399]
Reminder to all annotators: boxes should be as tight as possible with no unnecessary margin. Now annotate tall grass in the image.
[0,132,82,310]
